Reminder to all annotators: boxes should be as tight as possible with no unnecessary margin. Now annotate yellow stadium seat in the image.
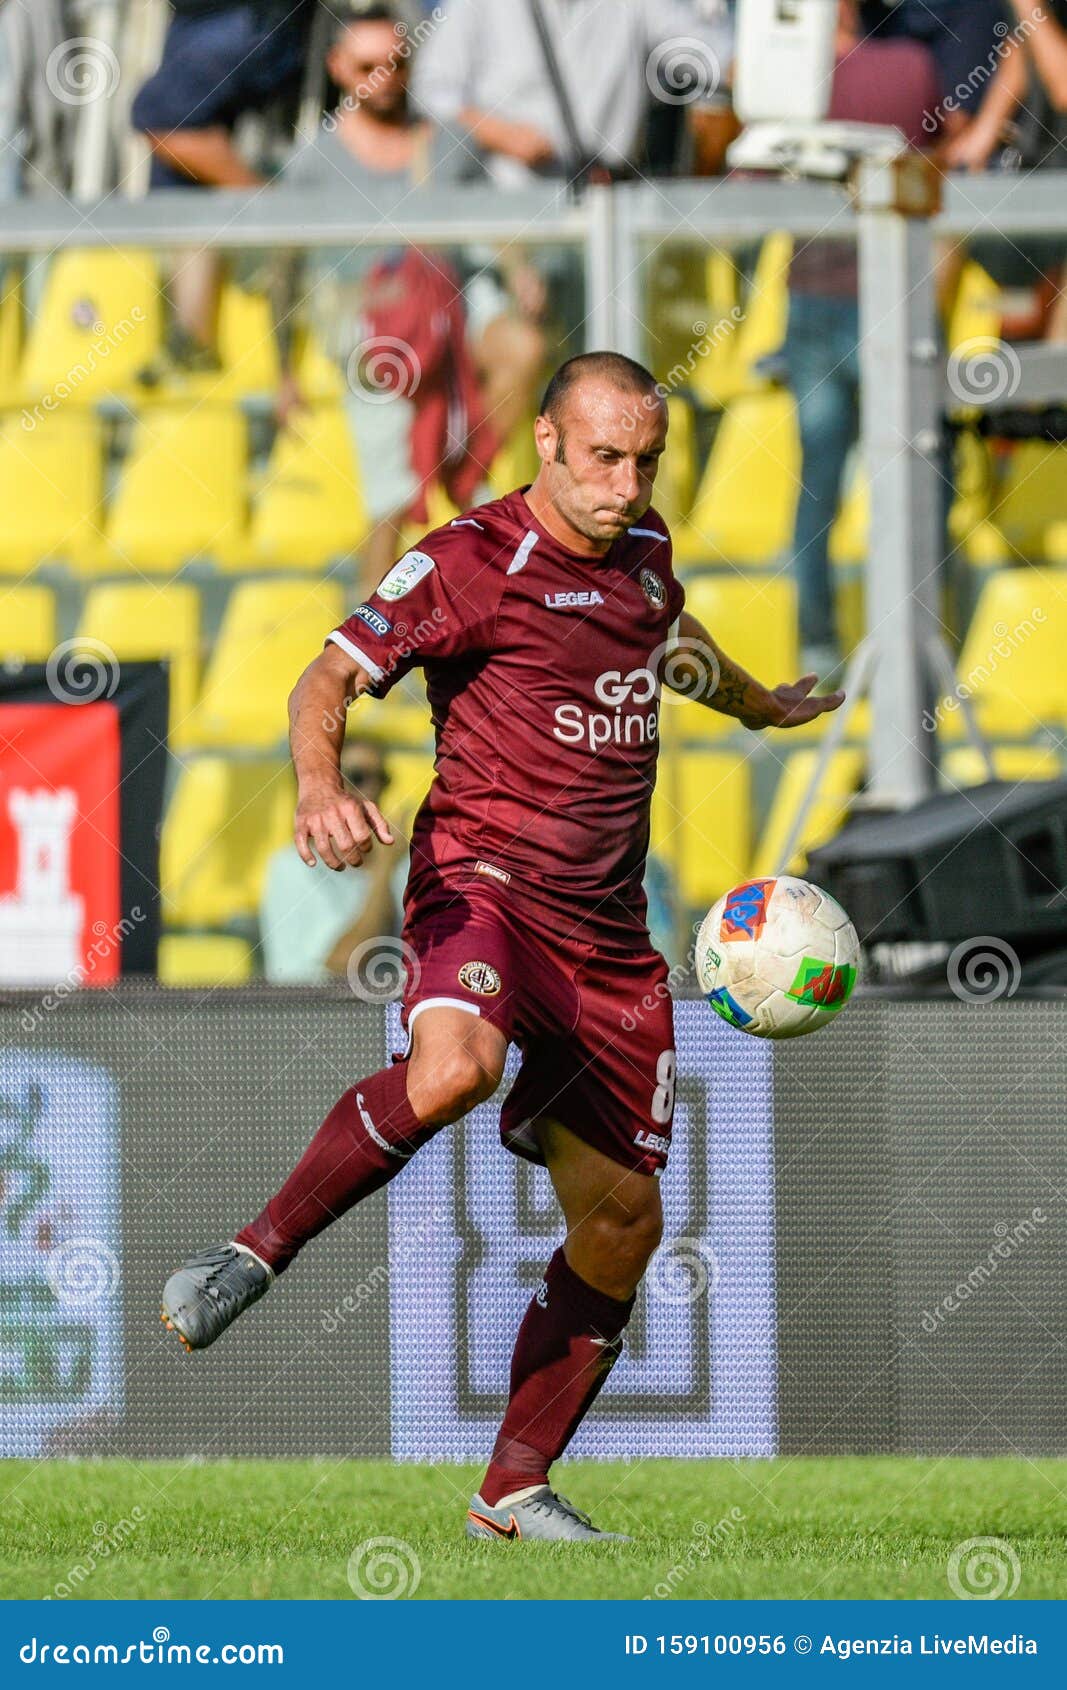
[652,748,752,908]
[365,679,433,750]
[752,748,864,877]
[676,390,800,566]
[688,234,793,410]
[679,574,799,734]
[989,444,1067,563]
[106,406,249,572]
[942,744,1063,786]
[20,249,162,404]
[294,328,346,404]
[248,405,371,571]
[185,579,346,750]
[158,934,255,987]
[485,414,540,502]
[0,410,104,573]
[161,758,292,928]
[652,397,697,531]
[77,582,201,737]
[382,749,437,835]
[0,584,57,661]
[0,267,22,408]
[946,261,1002,359]
[952,568,1067,737]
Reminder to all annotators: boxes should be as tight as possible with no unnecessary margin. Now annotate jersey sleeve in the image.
[327,529,503,697]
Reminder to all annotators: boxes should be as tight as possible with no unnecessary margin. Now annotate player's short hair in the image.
[333,3,403,37]
[539,352,663,460]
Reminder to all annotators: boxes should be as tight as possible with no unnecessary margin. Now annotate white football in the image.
[695,875,860,1039]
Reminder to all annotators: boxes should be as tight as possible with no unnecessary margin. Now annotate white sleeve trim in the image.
[667,617,680,645]
[403,995,482,1058]
[327,629,384,682]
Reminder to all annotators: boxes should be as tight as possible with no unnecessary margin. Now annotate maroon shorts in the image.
[398,872,676,1178]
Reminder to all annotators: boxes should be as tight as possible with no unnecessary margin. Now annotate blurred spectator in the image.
[276,3,541,591]
[131,0,315,379]
[862,1,1009,141]
[0,0,67,199]
[260,740,406,985]
[783,0,941,678]
[411,0,733,188]
[132,0,315,190]
[943,0,1067,290]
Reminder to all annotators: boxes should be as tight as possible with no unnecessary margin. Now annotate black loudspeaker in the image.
[806,781,1067,945]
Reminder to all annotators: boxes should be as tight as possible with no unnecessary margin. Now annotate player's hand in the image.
[752,674,846,731]
[294,789,394,871]
[501,122,558,169]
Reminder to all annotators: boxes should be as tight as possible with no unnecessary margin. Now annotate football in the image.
[695,875,860,1039]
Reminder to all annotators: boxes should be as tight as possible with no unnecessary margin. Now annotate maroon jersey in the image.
[328,487,685,926]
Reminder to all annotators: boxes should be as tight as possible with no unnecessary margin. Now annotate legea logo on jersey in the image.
[553,667,660,752]
[378,549,435,601]
[544,589,604,610]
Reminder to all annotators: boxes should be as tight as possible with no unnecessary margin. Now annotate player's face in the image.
[328,23,409,115]
[536,380,668,550]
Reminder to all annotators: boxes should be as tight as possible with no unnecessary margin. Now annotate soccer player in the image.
[162,353,843,1541]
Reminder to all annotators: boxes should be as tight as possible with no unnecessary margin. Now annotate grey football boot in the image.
[161,1242,274,1351]
[466,1486,631,1542]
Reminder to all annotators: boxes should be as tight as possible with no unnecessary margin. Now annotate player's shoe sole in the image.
[466,1486,631,1542]
[161,1242,273,1352]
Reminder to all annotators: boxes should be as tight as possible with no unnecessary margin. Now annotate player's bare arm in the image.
[287,642,394,871]
[665,609,846,730]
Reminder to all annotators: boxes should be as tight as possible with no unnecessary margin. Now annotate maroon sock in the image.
[479,1246,634,1507]
[234,1061,438,1273]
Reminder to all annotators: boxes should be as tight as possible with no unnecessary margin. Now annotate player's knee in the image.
[408,1043,504,1126]
[582,1194,663,1279]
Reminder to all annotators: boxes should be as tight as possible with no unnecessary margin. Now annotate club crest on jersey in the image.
[544,589,603,609]
[378,549,435,601]
[640,567,667,610]
[458,960,502,996]
[721,878,775,941]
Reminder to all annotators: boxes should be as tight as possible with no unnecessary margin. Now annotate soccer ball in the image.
[695,875,859,1039]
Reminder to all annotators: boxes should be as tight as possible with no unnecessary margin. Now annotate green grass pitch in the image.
[2,1457,1064,1601]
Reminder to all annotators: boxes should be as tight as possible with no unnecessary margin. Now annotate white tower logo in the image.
[0,788,84,985]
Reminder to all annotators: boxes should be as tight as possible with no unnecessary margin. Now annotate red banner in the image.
[0,701,122,987]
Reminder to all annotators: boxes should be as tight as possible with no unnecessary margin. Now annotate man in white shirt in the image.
[412,0,732,187]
